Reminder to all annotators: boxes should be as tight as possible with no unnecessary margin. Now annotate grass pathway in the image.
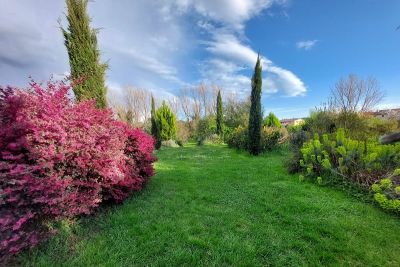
[20,144,400,266]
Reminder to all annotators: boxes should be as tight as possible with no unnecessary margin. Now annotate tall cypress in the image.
[248,55,263,155]
[61,0,107,108]
[216,90,223,135]
[150,96,157,137]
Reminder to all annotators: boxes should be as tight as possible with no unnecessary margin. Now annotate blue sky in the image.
[0,0,399,119]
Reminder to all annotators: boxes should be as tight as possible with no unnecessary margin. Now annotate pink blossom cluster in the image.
[0,81,156,257]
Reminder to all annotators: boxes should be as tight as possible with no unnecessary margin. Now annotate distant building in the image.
[280,118,305,127]
[371,108,400,120]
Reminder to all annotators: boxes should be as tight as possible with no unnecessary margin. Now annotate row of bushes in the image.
[0,82,156,257]
[303,110,399,140]
[227,126,287,152]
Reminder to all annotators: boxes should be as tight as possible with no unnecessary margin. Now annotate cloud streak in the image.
[296,40,319,50]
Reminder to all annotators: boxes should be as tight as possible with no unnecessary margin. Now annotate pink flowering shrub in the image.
[0,81,156,258]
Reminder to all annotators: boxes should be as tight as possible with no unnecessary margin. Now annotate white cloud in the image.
[202,32,307,96]
[296,40,319,50]
[172,0,286,30]
[267,66,306,96]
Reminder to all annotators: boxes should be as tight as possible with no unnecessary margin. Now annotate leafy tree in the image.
[216,90,223,135]
[224,97,250,129]
[264,112,281,128]
[61,0,108,108]
[248,55,263,155]
[196,115,216,145]
[154,102,177,142]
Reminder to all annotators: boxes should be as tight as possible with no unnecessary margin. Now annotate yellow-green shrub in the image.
[300,128,400,186]
[372,169,400,213]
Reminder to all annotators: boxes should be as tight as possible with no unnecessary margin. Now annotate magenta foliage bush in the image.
[0,81,156,257]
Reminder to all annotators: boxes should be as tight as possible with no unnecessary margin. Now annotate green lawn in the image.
[20,144,400,266]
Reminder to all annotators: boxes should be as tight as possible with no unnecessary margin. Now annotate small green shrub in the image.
[264,112,282,128]
[303,110,337,136]
[372,169,400,213]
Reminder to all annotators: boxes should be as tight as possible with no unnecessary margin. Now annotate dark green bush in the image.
[285,130,308,173]
[261,127,282,151]
[289,130,308,149]
[227,126,248,150]
[176,140,184,147]
[195,116,216,145]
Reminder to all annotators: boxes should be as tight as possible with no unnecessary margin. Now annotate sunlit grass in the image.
[19,144,400,266]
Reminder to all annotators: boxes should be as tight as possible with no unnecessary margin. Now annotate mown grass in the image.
[19,144,400,266]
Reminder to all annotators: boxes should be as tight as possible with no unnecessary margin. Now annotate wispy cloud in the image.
[296,40,319,50]
[201,31,306,96]
[121,48,184,85]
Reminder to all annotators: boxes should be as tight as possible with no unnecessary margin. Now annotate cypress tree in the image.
[248,55,263,155]
[150,96,161,149]
[150,96,157,137]
[61,0,108,108]
[216,90,223,135]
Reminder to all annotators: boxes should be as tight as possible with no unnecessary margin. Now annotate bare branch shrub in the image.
[330,74,384,113]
